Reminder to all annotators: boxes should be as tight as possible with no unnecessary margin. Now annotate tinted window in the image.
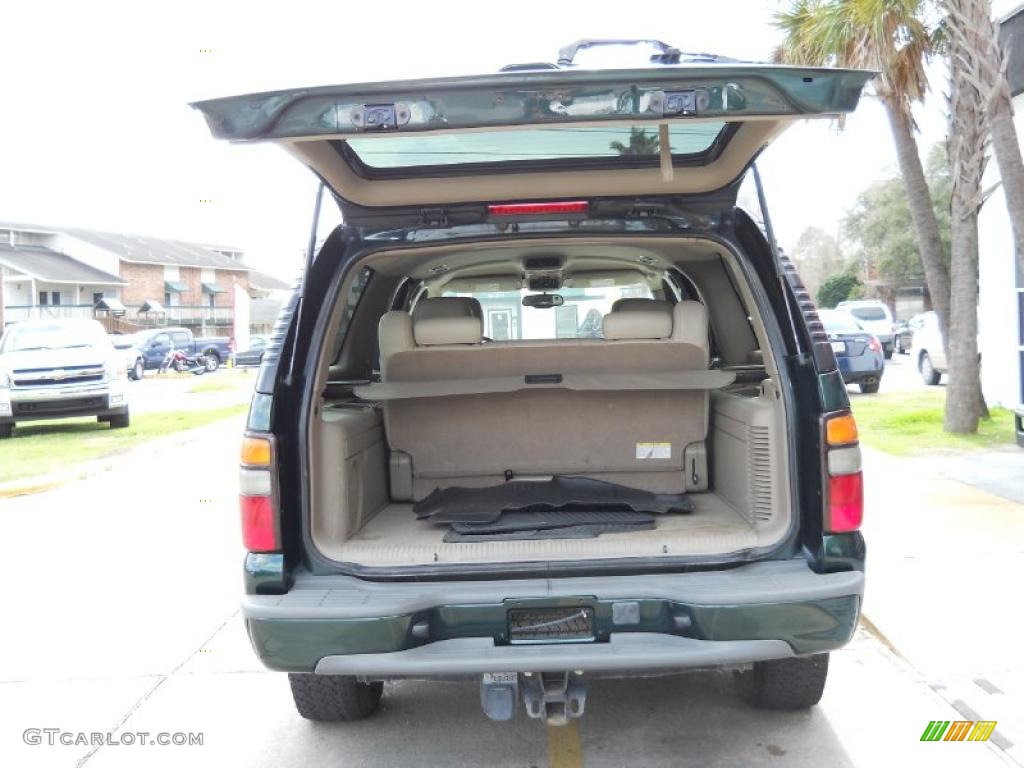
[441,280,653,340]
[819,310,863,334]
[849,307,887,321]
[347,124,725,169]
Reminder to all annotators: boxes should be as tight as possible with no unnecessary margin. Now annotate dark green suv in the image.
[195,40,870,725]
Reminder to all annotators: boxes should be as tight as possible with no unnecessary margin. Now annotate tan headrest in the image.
[412,296,483,322]
[671,301,709,364]
[414,315,483,346]
[378,311,414,377]
[602,310,673,340]
[611,298,672,314]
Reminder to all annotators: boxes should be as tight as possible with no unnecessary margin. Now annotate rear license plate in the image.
[831,341,846,354]
[508,607,595,643]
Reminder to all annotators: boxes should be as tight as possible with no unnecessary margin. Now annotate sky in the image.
[0,0,959,281]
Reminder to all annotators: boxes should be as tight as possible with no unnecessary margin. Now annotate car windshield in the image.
[1,321,110,353]
[440,279,655,340]
[848,306,887,321]
[346,123,726,169]
[820,311,863,334]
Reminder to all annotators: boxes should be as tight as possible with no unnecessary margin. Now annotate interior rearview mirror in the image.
[522,293,564,309]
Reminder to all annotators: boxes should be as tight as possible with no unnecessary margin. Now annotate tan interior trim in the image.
[284,121,787,207]
[355,370,735,400]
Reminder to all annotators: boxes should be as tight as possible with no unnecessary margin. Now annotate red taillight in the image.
[823,412,863,534]
[240,435,279,552]
[828,473,863,533]
[240,495,278,552]
[868,336,882,353]
[488,201,589,216]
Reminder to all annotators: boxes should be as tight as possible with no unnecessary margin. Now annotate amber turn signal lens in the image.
[240,436,272,466]
[826,413,859,446]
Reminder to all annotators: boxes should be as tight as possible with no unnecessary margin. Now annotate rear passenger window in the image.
[441,276,654,340]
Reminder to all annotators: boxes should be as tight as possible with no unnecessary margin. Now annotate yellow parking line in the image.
[547,721,584,768]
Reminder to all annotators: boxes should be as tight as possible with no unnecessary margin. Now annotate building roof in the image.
[246,267,293,292]
[0,221,249,271]
[60,228,249,270]
[0,244,127,285]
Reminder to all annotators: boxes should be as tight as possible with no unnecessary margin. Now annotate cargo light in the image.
[823,412,863,534]
[239,435,279,552]
[488,201,589,216]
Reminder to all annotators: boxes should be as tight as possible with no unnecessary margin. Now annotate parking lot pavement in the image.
[861,448,1024,765]
[0,421,1019,768]
[842,350,933,396]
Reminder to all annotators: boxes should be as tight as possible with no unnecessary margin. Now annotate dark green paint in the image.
[820,533,866,573]
[246,594,860,673]
[243,552,290,594]
[818,370,851,413]
[192,66,873,142]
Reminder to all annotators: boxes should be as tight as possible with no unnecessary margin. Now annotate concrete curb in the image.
[0,413,247,500]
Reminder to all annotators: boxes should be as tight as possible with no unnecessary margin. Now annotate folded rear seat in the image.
[378,298,715,500]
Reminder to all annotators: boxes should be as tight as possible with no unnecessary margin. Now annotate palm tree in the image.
[944,0,1024,281]
[944,0,989,432]
[610,127,660,156]
[774,0,953,353]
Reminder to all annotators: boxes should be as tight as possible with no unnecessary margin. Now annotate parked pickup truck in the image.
[0,318,129,438]
[118,327,233,375]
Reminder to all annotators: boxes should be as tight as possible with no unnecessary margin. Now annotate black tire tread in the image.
[288,674,383,722]
[734,654,829,710]
[108,411,130,429]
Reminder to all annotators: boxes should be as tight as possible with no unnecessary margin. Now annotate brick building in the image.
[0,222,254,334]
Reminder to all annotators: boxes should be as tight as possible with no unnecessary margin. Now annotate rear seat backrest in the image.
[380,298,714,499]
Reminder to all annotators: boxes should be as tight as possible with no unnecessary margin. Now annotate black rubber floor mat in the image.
[414,476,694,524]
[443,521,656,542]
[448,509,654,535]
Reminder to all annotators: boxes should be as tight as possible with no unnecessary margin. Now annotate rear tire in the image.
[108,410,130,429]
[288,673,383,722]
[204,353,220,372]
[734,654,829,710]
[919,352,941,385]
[883,345,893,360]
[859,380,880,394]
[0,423,12,439]
[132,359,144,380]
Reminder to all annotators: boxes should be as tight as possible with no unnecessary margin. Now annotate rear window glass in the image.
[347,123,725,169]
[441,282,654,340]
[820,311,863,334]
[848,306,887,321]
